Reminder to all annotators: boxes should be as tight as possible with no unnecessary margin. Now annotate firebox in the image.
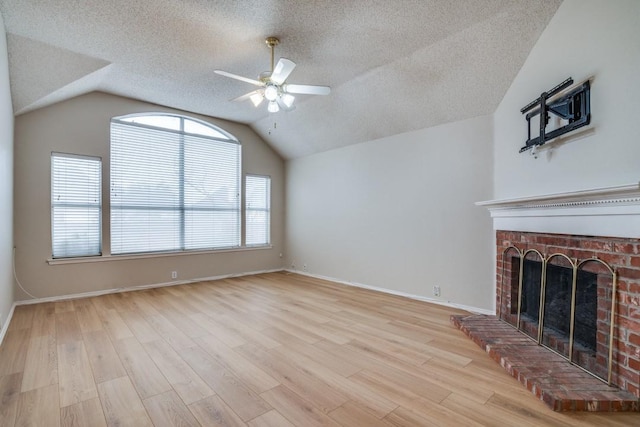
[503,251,610,382]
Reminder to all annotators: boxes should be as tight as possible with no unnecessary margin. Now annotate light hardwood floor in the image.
[0,272,638,426]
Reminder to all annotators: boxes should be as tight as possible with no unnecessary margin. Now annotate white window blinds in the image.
[110,116,241,255]
[245,175,271,246]
[51,153,102,258]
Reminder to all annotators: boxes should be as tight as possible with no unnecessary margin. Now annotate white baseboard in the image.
[285,269,495,316]
[0,303,17,347]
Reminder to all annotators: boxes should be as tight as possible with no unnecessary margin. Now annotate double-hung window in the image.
[245,175,271,246]
[110,114,241,255]
[51,153,102,258]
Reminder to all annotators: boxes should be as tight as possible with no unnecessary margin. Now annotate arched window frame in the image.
[110,112,242,255]
[116,112,238,142]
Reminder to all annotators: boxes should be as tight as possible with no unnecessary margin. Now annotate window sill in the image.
[47,245,273,265]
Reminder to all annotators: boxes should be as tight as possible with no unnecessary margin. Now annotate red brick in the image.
[546,246,571,257]
[621,280,640,294]
[618,365,639,383]
[574,250,597,260]
[629,357,640,371]
[614,304,629,319]
[582,240,614,252]
[621,343,640,359]
[614,243,637,254]
[631,256,640,268]
[627,382,640,398]
[619,267,640,281]
[596,252,628,266]
[621,292,640,307]
[599,400,610,412]
[618,279,630,292]
[523,245,545,256]
[617,315,639,331]
[578,261,610,276]
[519,233,533,242]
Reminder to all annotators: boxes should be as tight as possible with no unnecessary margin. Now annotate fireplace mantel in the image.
[477,183,640,238]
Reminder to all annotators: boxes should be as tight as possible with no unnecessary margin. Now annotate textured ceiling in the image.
[0,0,561,159]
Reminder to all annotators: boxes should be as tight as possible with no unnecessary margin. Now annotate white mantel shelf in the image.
[476,183,640,239]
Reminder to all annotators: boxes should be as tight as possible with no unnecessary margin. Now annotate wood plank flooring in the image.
[1,272,638,426]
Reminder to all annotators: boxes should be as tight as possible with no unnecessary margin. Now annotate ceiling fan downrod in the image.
[265,37,279,73]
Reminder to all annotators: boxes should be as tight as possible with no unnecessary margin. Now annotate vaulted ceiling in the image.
[0,0,561,159]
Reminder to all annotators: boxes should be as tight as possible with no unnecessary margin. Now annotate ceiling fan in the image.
[215,37,330,113]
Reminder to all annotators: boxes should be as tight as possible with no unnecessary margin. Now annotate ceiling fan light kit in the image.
[249,92,264,107]
[215,37,330,113]
[281,93,295,108]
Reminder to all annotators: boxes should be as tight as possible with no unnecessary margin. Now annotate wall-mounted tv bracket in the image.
[520,77,591,153]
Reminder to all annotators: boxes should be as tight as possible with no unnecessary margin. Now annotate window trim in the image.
[110,113,242,255]
[51,151,103,259]
[113,113,239,143]
[245,174,271,247]
[46,244,272,265]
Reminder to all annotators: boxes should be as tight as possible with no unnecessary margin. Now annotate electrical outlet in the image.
[303,263,308,272]
[433,286,441,297]
[171,271,177,279]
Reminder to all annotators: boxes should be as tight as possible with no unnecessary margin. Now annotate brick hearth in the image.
[451,314,639,412]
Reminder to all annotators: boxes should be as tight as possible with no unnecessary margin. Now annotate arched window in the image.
[110,113,240,254]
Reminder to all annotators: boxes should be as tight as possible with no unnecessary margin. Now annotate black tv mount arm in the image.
[520,77,591,153]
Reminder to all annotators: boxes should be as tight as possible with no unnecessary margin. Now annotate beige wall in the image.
[0,11,14,328]
[494,0,640,199]
[286,115,495,312]
[14,92,285,299]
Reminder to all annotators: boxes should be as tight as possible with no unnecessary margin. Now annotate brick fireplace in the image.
[453,183,640,412]
[498,231,639,390]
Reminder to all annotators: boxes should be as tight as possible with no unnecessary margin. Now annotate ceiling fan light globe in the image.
[281,93,295,108]
[264,84,279,101]
[267,101,280,113]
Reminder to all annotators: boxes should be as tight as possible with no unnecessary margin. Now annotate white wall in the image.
[494,0,640,199]
[0,11,14,329]
[13,92,285,299]
[286,115,495,311]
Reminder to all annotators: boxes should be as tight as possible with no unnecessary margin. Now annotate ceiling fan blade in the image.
[270,58,296,85]
[284,84,331,95]
[231,89,264,107]
[214,70,263,86]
